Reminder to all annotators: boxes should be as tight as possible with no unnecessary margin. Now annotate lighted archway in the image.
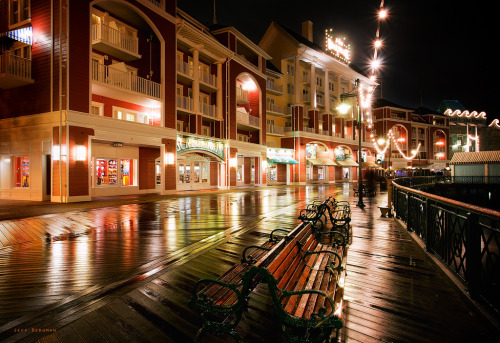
[235,72,263,143]
[433,129,447,159]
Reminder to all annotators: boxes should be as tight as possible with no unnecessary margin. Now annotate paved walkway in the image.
[0,185,498,342]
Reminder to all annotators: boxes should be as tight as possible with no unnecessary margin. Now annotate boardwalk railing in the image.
[392,176,500,312]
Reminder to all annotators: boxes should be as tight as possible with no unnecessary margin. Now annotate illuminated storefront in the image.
[266,148,298,185]
[305,143,336,184]
[176,135,225,190]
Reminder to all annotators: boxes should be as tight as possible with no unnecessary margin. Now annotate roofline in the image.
[211,26,273,60]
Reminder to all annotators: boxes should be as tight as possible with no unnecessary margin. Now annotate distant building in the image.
[372,99,450,176]
[450,151,500,177]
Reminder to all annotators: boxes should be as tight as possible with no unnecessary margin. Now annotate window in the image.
[328,81,335,92]
[91,102,103,116]
[96,159,117,185]
[9,0,31,27]
[121,159,135,186]
[287,63,294,76]
[316,76,322,87]
[14,156,30,188]
[287,83,294,95]
[177,120,184,132]
[237,165,243,181]
[202,125,210,136]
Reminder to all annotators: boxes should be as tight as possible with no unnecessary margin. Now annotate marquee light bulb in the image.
[379,9,388,19]
[374,39,382,48]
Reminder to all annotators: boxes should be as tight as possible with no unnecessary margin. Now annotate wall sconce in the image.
[52,145,67,161]
[75,145,87,162]
[165,152,175,165]
[229,158,237,168]
[262,160,267,171]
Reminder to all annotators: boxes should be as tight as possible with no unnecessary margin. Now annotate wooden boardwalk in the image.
[0,186,498,342]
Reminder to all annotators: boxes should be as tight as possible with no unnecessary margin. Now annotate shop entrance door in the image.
[178,161,210,190]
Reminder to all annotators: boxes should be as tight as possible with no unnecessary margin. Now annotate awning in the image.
[362,161,378,168]
[336,160,359,167]
[0,27,32,45]
[267,156,299,164]
[307,158,337,166]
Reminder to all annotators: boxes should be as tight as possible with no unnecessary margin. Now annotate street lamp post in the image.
[337,79,365,209]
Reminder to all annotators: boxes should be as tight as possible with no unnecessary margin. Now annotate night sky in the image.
[177,0,498,121]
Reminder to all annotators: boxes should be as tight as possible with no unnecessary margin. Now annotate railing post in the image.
[466,212,481,299]
[406,191,412,231]
[425,199,433,252]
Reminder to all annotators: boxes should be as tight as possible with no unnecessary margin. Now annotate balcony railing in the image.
[266,125,284,135]
[200,69,216,88]
[266,102,284,115]
[176,95,193,111]
[0,53,32,80]
[177,61,193,77]
[92,23,139,59]
[237,111,259,127]
[92,61,161,99]
[266,81,283,94]
[236,87,248,103]
[316,96,325,107]
[200,102,216,118]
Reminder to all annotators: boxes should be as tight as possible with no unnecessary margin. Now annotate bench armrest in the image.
[189,278,243,312]
[241,245,271,264]
[317,230,346,247]
[278,289,339,319]
[269,228,291,242]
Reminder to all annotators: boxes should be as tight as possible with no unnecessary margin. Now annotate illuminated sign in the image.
[176,136,224,160]
[325,29,351,64]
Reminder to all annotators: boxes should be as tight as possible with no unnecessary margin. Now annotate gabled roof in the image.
[266,60,283,75]
[450,151,500,164]
[414,106,446,117]
[437,100,466,114]
[372,98,413,111]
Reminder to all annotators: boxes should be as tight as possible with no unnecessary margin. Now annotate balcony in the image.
[266,125,285,136]
[176,95,194,114]
[92,23,141,61]
[236,107,259,131]
[177,61,193,85]
[0,53,34,89]
[200,102,217,119]
[199,69,217,92]
[236,87,248,104]
[266,101,286,116]
[266,80,283,95]
[92,62,161,106]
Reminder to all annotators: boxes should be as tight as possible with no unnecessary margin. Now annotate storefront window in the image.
[121,159,135,186]
[318,167,324,180]
[14,156,30,188]
[202,163,209,183]
[156,160,161,185]
[237,165,243,181]
[96,159,117,185]
[193,163,200,183]
[185,165,191,183]
[268,164,277,181]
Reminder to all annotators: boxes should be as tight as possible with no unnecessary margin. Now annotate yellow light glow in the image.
[379,9,388,19]
[336,103,351,115]
[374,39,382,48]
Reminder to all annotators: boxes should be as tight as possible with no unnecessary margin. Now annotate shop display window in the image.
[121,159,135,186]
[96,159,117,185]
[193,163,200,183]
[237,165,243,181]
[156,160,161,185]
[202,164,209,183]
[268,164,277,181]
[318,167,324,180]
[14,156,30,188]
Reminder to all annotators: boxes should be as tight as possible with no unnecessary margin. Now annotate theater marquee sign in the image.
[176,136,225,160]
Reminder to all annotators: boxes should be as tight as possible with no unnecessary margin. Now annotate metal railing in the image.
[200,69,216,87]
[92,23,139,55]
[266,81,283,93]
[200,102,216,118]
[176,95,193,111]
[236,111,259,127]
[0,53,32,79]
[236,87,248,102]
[266,125,284,135]
[176,61,193,77]
[392,176,500,311]
[266,102,284,114]
[92,61,161,99]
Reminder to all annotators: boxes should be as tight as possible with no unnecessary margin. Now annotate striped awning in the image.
[268,156,299,164]
[336,160,359,167]
[307,158,337,166]
[0,27,32,45]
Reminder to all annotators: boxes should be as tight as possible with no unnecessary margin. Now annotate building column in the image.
[310,63,316,108]
[324,70,330,113]
[191,48,200,135]
[294,56,301,104]
[216,62,223,120]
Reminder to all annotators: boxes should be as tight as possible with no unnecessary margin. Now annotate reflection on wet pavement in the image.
[0,186,342,327]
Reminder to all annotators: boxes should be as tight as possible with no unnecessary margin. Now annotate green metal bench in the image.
[256,221,348,342]
[189,223,310,342]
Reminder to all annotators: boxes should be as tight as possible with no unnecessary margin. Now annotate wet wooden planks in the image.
[1,187,498,343]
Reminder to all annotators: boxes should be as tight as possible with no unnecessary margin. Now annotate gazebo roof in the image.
[450,151,500,164]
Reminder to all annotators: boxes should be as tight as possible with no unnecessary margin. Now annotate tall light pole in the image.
[337,79,365,209]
